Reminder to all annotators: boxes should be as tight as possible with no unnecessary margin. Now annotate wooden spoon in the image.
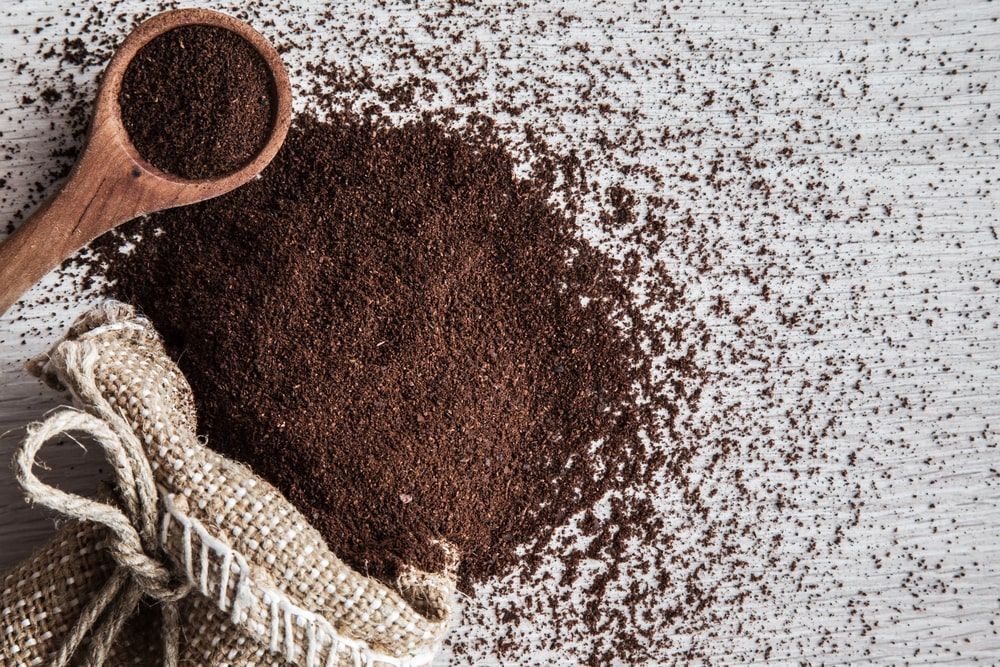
[0,8,292,317]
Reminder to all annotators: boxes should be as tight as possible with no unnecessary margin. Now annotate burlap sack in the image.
[1,301,457,666]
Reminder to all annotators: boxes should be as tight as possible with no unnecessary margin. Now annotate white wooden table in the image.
[1,1,998,664]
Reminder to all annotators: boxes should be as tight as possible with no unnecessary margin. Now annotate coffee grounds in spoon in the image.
[118,25,274,179]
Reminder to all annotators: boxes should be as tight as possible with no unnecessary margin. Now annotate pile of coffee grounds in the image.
[10,3,895,663]
[118,25,273,179]
[93,111,665,587]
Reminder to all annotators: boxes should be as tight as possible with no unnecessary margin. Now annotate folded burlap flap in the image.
[1,301,457,667]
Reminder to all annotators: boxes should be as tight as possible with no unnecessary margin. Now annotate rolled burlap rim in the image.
[1,301,458,667]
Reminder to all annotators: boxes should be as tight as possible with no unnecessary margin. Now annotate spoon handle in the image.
[0,129,163,317]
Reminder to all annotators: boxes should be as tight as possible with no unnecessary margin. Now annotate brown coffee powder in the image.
[93,111,665,588]
[8,3,881,663]
[118,25,273,179]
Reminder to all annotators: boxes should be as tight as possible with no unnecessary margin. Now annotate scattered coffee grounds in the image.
[93,111,668,587]
[118,25,273,179]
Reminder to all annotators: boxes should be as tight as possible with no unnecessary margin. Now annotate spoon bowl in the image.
[0,8,292,317]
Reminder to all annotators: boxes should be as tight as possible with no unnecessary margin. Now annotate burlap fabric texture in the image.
[1,301,457,667]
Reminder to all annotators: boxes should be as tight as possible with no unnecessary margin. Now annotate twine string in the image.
[13,409,189,667]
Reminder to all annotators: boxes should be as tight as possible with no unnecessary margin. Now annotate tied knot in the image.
[14,409,188,667]
[95,478,190,604]
[106,539,190,603]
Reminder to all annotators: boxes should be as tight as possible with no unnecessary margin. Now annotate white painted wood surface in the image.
[1,1,998,664]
